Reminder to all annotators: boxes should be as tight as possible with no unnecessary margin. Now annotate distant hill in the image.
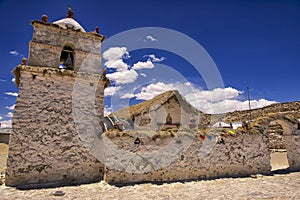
[222,101,300,123]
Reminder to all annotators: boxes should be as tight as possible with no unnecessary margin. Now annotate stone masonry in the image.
[5,9,107,188]
[104,131,271,184]
[285,130,300,171]
[28,21,104,73]
[5,66,106,187]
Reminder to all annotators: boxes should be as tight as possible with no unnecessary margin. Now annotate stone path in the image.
[1,171,300,199]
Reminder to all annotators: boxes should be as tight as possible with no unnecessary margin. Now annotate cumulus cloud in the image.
[5,104,15,110]
[144,54,165,62]
[119,81,276,114]
[104,106,113,117]
[105,59,129,72]
[103,47,130,72]
[132,60,155,70]
[145,35,157,42]
[4,92,18,97]
[140,73,147,77]
[103,47,140,85]
[11,78,15,83]
[103,47,129,61]
[0,120,12,128]
[9,50,20,56]
[6,112,13,118]
[106,69,138,84]
[186,87,243,103]
[135,82,175,100]
[197,99,277,114]
[104,86,121,96]
[121,93,136,99]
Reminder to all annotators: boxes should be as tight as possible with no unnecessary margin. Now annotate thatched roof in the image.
[110,90,201,119]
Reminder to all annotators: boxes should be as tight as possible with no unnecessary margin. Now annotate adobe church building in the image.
[6,8,109,188]
[111,90,202,131]
[5,8,300,189]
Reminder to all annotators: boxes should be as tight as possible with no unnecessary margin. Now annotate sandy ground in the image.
[0,143,8,173]
[1,143,299,199]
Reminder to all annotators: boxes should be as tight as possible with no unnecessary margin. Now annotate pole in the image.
[247,83,252,122]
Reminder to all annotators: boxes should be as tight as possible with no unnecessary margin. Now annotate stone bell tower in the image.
[6,7,109,188]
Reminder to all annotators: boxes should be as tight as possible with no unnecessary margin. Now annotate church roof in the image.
[53,17,85,32]
[52,6,85,32]
[110,90,201,119]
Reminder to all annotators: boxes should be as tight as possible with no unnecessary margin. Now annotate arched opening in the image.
[268,120,290,172]
[59,46,74,69]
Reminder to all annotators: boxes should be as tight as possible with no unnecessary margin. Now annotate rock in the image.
[52,190,65,196]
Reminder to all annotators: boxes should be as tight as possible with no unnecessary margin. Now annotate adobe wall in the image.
[135,97,198,131]
[274,120,300,171]
[28,22,103,73]
[6,65,105,188]
[103,131,271,184]
[285,130,300,170]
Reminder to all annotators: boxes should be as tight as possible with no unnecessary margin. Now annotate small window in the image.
[59,46,74,69]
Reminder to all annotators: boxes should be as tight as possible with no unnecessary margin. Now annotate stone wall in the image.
[285,130,300,171]
[103,130,271,185]
[28,22,104,73]
[267,122,286,149]
[6,65,105,188]
[133,96,198,131]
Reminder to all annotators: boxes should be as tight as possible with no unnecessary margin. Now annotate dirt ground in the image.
[0,143,8,173]
[1,143,299,199]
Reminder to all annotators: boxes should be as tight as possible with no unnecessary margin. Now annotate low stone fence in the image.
[103,130,271,185]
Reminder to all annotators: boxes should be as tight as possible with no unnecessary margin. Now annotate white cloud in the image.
[135,82,175,100]
[121,81,276,114]
[0,116,2,121]
[140,73,147,77]
[106,69,138,84]
[4,92,18,97]
[104,106,113,117]
[9,50,19,56]
[6,112,13,118]
[0,79,6,82]
[105,59,129,72]
[186,87,243,103]
[103,47,129,61]
[104,86,121,96]
[132,60,155,70]
[197,99,277,114]
[144,54,165,62]
[145,35,157,42]
[5,104,15,110]
[121,93,135,99]
[0,120,12,128]
[11,78,15,83]
[103,47,130,72]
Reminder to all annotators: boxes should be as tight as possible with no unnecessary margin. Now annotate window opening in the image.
[60,46,74,69]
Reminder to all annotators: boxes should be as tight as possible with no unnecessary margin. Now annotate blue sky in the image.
[1,0,300,127]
